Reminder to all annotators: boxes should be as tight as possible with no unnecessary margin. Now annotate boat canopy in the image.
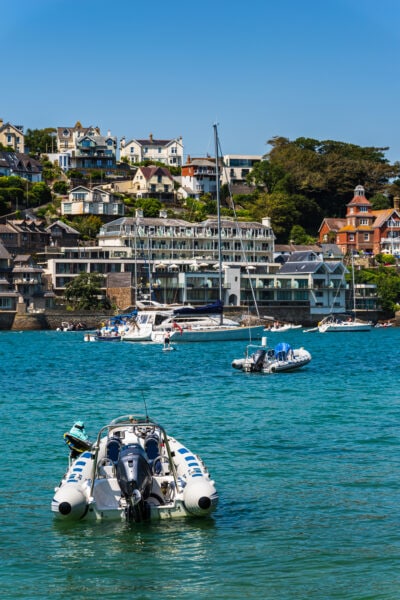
[274,342,293,360]
[173,300,224,316]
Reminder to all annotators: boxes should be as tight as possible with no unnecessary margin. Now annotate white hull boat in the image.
[51,414,218,523]
[167,323,265,343]
[318,316,372,333]
[232,342,312,373]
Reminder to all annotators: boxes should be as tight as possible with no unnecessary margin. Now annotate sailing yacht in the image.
[166,124,264,343]
[318,253,372,332]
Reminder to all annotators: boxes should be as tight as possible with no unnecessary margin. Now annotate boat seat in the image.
[145,434,162,474]
[107,437,122,463]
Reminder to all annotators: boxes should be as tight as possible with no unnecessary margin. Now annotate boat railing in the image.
[89,416,180,496]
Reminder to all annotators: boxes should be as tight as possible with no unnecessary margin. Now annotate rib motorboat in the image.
[232,341,312,374]
[51,414,218,523]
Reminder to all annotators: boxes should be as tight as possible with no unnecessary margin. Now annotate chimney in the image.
[159,209,168,219]
[149,133,153,143]
[0,118,3,128]
[394,196,400,211]
[135,208,144,218]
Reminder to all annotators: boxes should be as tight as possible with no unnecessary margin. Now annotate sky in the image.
[3,0,400,162]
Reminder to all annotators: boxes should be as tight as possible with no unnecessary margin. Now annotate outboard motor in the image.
[116,444,153,522]
[251,348,266,372]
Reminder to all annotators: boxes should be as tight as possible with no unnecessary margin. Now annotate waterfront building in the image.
[319,186,400,257]
[41,213,365,317]
[119,134,183,167]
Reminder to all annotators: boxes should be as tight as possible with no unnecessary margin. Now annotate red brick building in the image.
[319,186,400,256]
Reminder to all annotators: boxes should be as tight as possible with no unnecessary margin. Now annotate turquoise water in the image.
[1,328,400,599]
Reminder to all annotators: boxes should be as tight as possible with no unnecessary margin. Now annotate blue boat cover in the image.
[173,300,224,315]
[274,342,292,360]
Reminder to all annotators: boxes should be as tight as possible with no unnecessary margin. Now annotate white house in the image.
[120,134,183,167]
[61,186,125,217]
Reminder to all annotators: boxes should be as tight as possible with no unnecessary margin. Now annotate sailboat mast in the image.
[351,252,356,317]
[213,123,223,323]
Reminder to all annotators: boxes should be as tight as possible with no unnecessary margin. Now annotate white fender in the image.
[183,479,218,516]
[52,484,88,520]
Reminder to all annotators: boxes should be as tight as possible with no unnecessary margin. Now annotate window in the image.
[359,218,369,225]
[349,234,354,241]
[364,233,369,241]
[360,206,368,212]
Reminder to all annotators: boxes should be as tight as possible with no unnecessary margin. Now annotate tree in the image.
[64,272,110,310]
[53,181,68,195]
[68,215,103,240]
[369,193,391,210]
[30,181,52,206]
[263,136,399,217]
[24,128,57,155]
[135,198,162,217]
[289,225,317,244]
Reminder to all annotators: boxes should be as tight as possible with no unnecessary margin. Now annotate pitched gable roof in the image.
[139,166,174,181]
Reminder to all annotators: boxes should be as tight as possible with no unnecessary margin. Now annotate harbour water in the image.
[1,327,400,599]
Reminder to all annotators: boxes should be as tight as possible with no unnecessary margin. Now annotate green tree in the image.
[68,215,103,240]
[369,193,391,210]
[135,198,162,217]
[289,224,317,244]
[30,181,52,207]
[53,181,68,194]
[263,136,399,218]
[64,272,110,310]
[24,128,57,155]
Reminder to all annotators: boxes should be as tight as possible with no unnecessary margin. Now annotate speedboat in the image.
[51,414,218,523]
[232,341,312,373]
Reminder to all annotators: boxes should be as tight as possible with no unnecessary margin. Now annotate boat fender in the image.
[270,366,276,373]
[52,485,88,520]
[183,479,218,516]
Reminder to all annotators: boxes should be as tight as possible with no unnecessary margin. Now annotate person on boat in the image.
[164,330,171,348]
[131,307,140,330]
[65,421,91,458]
[69,421,88,442]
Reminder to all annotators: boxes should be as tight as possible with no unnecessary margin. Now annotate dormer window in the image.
[62,129,70,137]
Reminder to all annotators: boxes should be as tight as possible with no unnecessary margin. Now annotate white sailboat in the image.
[168,124,264,343]
[318,253,372,333]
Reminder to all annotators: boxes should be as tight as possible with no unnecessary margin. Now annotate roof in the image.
[0,151,42,174]
[319,217,346,232]
[0,241,11,259]
[138,166,174,181]
[46,220,80,235]
[371,208,400,228]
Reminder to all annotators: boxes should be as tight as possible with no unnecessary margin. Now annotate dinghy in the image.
[51,414,218,523]
[232,341,312,374]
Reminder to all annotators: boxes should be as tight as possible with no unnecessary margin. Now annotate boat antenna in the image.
[141,392,150,422]
[213,123,223,325]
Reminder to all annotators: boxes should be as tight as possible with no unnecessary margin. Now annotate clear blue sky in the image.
[3,0,400,162]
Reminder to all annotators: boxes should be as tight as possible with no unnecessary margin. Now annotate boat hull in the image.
[318,323,372,332]
[170,325,265,343]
